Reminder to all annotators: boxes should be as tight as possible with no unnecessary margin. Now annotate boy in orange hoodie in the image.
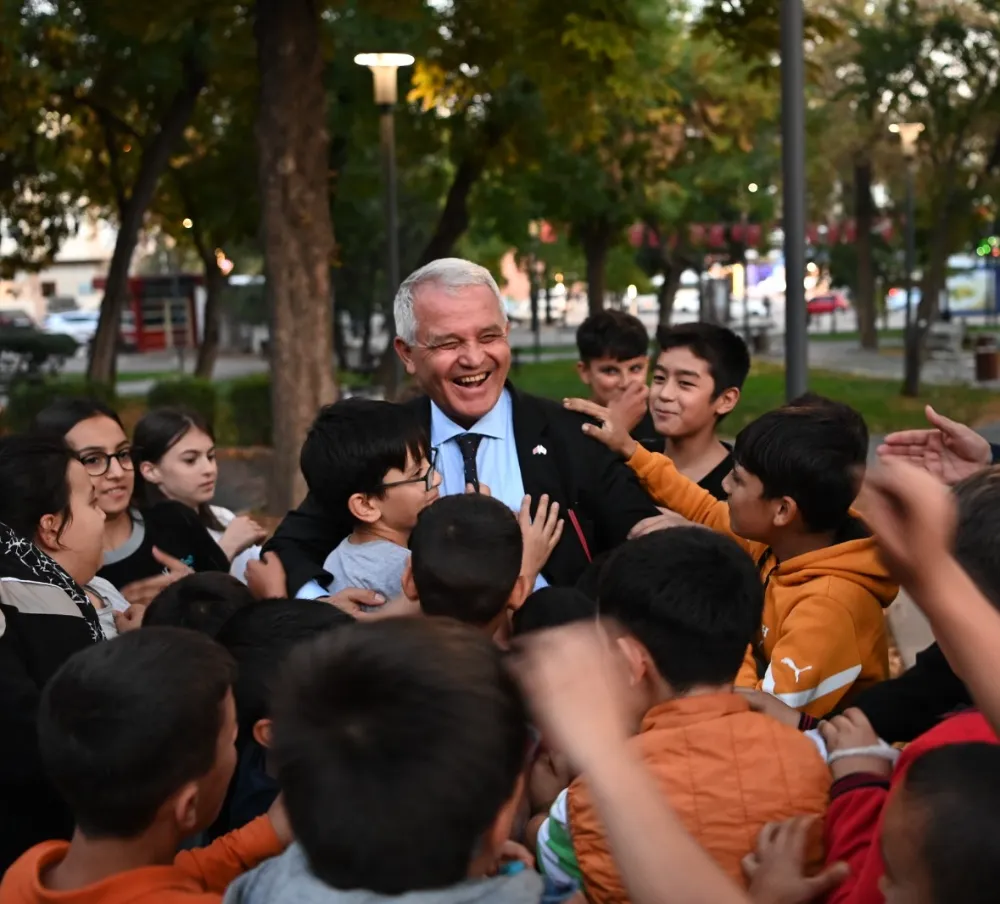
[535,528,833,901]
[563,392,897,717]
[0,628,290,904]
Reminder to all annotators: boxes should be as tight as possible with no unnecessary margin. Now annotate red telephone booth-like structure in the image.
[93,274,203,353]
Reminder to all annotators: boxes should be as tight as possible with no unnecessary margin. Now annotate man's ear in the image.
[348,492,381,525]
[401,559,418,601]
[576,361,593,387]
[394,337,417,376]
[714,386,741,418]
[252,717,273,750]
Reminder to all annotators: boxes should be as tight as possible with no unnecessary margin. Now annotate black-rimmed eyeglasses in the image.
[379,447,439,491]
[77,449,135,477]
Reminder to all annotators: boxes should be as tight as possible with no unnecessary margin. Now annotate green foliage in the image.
[2,378,117,434]
[226,374,272,447]
[146,377,218,429]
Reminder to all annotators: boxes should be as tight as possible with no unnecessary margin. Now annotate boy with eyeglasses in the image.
[298,399,442,605]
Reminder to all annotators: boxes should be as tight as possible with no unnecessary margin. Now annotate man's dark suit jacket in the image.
[265,385,659,594]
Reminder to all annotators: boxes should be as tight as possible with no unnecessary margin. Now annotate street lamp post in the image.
[781,0,808,399]
[355,52,414,396]
[891,122,924,396]
[527,221,542,362]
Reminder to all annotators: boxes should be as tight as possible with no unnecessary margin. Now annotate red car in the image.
[807,293,850,315]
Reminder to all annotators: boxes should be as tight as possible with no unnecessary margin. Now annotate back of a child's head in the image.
[299,398,429,517]
[891,743,1000,904]
[272,617,528,895]
[733,395,869,532]
[598,528,763,690]
[576,309,649,362]
[952,466,1000,609]
[214,598,354,742]
[38,627,236,838]
[655,322,751,395]
[143,572,255,637]
[512,586,597,637]
[409,493,523,626]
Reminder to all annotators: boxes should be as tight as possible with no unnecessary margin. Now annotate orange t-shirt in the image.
[0,815,282,904]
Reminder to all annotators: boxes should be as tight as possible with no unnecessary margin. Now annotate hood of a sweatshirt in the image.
[765,514,898,608]
[223,845,544,904]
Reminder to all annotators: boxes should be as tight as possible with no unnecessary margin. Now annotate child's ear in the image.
[714,386,741,418]
[773,496,798,528]
[401,559,418,601]
[576,361,592,386]
[172,782,201,835]
[507,574,528,613]
[480,772,526,874]
[348,492,381,525]
[139,460,162,486]
[615,634,648,687]
[252,717,273,750]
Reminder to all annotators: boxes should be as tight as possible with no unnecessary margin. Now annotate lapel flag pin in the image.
[532,445,547,456]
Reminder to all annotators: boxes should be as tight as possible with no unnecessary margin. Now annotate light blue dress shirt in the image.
[429,389,546,591]
[297,389,546,599]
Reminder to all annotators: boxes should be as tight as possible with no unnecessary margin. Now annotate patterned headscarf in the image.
[0,521,104,644]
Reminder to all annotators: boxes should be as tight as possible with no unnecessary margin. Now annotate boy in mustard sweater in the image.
[564,392,897,717]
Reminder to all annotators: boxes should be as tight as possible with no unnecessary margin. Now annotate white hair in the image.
[394,257,506,345]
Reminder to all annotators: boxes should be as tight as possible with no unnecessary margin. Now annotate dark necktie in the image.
[455,432,485,492]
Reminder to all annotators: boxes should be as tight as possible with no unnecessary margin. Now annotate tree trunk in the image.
[657,257,684,327]
[581,221,611,316]
[87,54,206,384]
[902,211,951,397]
[255,0,337,513]
[416,122,507,268]
[854,154,878,350]
[194,257,225,379]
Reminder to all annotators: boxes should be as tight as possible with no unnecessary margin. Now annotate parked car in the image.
[885,286,922,312]
[806,293,850,315]
[0,310,39,330]
[44,308,138,352]
[44,310,100,344]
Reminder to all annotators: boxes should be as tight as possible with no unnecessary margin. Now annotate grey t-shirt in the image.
[322,536,410,601]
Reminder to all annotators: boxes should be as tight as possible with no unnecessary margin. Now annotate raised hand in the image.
[606,381,650,435]
[218,514,268,561]
[245,551,289,600]
[518,494,564,595]
[562,397,638,459]
[860,459,958,588]
[877,405,992,485]
[119,547,193,606]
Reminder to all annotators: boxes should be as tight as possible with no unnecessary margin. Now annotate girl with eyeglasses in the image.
[32,398,229,606]
[132,407,267,583]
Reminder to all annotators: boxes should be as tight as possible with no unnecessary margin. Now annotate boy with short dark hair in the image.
[0,628,290,902]
[143,572,256,637]
[511,587,597,638]
[651,323,750,499]
[298,399,440,602]
[565,393,897,717]
[402,492,559,636]
[225,618,537,904]
[575,310,660,451]
[536,530,829,899]
[210,599,354,838]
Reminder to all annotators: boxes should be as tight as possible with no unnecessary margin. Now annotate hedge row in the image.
[2,373,273,447]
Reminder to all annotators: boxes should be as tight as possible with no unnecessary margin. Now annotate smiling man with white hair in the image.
[267,258,659,595]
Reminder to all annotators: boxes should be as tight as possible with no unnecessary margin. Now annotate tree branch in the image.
[97,109,129,213]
